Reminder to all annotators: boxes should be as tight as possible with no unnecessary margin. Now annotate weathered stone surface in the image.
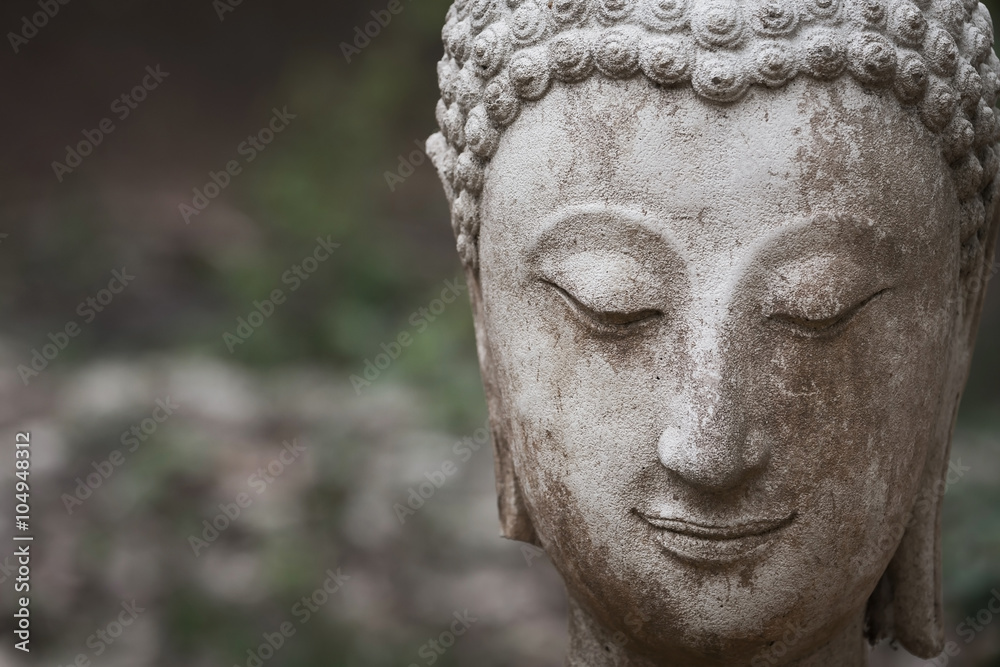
[428,1,1000,664]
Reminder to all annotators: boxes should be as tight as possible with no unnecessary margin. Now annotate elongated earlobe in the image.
[491,417,540,544]
[884,424,951,658]
[464,265,540,546]
[886,510,945,657]
[864,403,951,657]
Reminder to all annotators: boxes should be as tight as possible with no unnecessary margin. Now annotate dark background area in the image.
[0,1,996,665]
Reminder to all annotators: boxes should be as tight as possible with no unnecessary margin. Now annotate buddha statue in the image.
[425,0,1000,664]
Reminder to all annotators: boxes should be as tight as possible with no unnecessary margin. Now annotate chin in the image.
[552,513,880,663]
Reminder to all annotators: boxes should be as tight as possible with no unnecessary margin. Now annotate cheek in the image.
[491,312,654,500]
[741,289,955,537]
[480,278,661,553]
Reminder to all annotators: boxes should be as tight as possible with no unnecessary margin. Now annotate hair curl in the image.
[427,0,1000,279]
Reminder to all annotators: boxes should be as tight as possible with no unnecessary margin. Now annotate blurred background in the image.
[0,1,996,665]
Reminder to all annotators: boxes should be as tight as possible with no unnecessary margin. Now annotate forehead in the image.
[480,76,956,262]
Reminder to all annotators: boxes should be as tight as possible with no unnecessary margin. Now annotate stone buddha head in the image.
[426,0,1000,663]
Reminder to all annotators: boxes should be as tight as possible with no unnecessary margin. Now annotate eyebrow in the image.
[751,211,898,257]
[526,204,900,268]
[526,203,684,262]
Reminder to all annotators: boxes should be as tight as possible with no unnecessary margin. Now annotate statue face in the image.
[477,76,966,662]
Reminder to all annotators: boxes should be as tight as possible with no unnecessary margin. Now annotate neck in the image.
[564,597,869,667]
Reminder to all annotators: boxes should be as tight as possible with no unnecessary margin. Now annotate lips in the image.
[638,511,795,565]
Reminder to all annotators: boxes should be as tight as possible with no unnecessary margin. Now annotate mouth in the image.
[637,511,796,566]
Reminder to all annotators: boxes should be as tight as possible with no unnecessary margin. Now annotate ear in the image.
[868,186,1000,656]
[864,382,963,656]
[960,183,1000,347]
[430,131,540,544]
[464,263,541,545]
[880,401,954,658]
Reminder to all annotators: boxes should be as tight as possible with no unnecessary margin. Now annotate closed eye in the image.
[768,288,889,339]
[544,281,663,335]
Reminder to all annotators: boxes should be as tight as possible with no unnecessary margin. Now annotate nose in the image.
[656,359,770,493]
